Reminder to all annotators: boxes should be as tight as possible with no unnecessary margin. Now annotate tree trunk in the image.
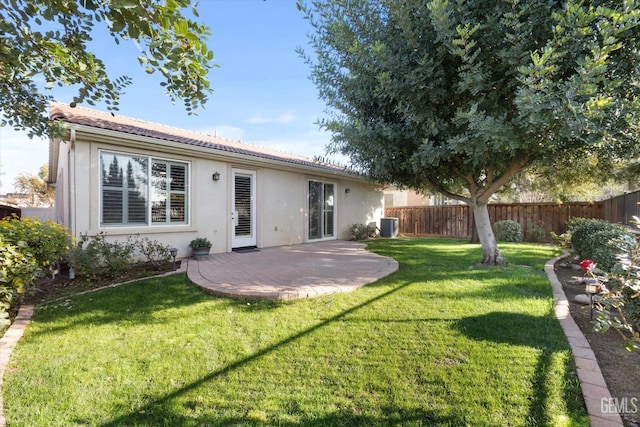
[470,201,505,266]
[469,209,479,243]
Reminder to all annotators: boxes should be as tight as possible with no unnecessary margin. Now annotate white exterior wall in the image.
[20,207,56,221]
[339,179,385,237]
[54,130,383,259]
[259,168,307,247]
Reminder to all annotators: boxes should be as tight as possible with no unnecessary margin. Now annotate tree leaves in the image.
[0,0,214,138]
[301,0,639,263]
[302,0,640,200]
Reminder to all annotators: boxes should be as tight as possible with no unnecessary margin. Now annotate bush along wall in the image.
[69,233,171,280]
[0,216,71,331]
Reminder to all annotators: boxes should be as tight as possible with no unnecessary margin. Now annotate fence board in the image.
[0,205,20,219]
[603,191,640,225]
[385,202,605,241]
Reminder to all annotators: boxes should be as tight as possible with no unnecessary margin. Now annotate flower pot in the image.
[192,247,211,261]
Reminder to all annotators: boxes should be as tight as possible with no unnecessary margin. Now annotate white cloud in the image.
[246,112,297,125]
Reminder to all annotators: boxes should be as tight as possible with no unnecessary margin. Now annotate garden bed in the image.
[554,260,640,427]
[21,260,181,305]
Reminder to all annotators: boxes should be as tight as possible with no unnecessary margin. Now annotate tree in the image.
[300,0,640,265]
[1,0,213,138]
[12,164,54,207]
[495,156,639,203]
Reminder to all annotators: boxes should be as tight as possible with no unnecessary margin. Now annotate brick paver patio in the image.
[186,240,399,300]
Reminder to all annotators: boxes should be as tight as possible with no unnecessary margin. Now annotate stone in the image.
[574,294,601,305]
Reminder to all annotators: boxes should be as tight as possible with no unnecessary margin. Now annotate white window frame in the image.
[99,150,190,227]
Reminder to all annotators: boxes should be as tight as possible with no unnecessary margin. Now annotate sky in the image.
[0,0,342,194]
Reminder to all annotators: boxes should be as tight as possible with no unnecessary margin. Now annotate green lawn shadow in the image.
[97,280,470,427]
[456,312,587,426]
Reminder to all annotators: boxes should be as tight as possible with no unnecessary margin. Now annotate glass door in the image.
[232,169,257,248]
[308,180,335,240]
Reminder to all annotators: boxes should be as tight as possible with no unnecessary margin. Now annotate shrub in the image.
[564,217,601,234]
[0,236,40,330]
[525,220,546,242]
[550,231,572,248]
[590,217,640,351]
[349,223,377,241]
[137,237,171,269]
[69,234,174,279]
[70,233,136,279]
[552,217,601,249]
[570,220,630,271]
[0,215,70,270]
[493,220,522,242]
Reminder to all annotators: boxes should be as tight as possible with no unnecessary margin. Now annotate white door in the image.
[231,169,257,248]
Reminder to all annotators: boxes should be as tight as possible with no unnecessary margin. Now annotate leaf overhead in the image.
[0,0,214,138]
[301,0,640,264]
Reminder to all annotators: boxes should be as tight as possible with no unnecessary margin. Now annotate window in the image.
[100,151,189,226]
[308,180,335,240]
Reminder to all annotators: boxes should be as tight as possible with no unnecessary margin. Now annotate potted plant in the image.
[189,237,212,260]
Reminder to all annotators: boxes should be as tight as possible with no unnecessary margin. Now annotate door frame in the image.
[231,168,257,249]
[306,179,337,242]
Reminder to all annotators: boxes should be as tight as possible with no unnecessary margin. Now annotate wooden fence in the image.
[602,191,640,226]
[385,202,605,241]
[0,204,20,219]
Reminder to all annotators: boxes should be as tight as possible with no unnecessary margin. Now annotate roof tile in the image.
[49,103,353,175]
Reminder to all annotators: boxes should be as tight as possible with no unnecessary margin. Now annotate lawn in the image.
[3,238,589,426]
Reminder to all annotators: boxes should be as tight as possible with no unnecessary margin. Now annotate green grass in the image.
[4,238,589,426]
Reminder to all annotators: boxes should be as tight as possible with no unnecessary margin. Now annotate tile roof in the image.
[49,103,355,175]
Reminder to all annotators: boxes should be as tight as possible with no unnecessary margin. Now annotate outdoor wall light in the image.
[345,188,351,194]
[170,247,178,271]
[212,171,220,181]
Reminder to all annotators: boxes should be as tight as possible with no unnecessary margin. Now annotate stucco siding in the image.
[259,168,307,247]
[338,180,384,238]
[48,103,383,259]
[58,135,382,259]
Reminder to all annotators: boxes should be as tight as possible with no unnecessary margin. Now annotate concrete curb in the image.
[544,254,624,427]
[0,304,34,427]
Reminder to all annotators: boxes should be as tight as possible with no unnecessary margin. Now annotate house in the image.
[383,186,463,207]
[47,103,384,258]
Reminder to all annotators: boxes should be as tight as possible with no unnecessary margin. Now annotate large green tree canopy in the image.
[1,0,213,137]
[301,0,640,264]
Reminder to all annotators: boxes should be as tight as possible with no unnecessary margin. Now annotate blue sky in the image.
[0,0,341,193]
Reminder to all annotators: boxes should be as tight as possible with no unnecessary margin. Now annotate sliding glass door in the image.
[308,180,335,240]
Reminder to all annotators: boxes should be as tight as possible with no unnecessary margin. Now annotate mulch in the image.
[20,260,181,306]
[554,258,640,427]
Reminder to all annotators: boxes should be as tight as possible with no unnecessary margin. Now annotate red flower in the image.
[579,259,597,271]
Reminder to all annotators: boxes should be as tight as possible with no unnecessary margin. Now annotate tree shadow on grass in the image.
[96,281,469,427]
[96,403,465,427]
[456,312,588,426]
[28,274,287,337]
